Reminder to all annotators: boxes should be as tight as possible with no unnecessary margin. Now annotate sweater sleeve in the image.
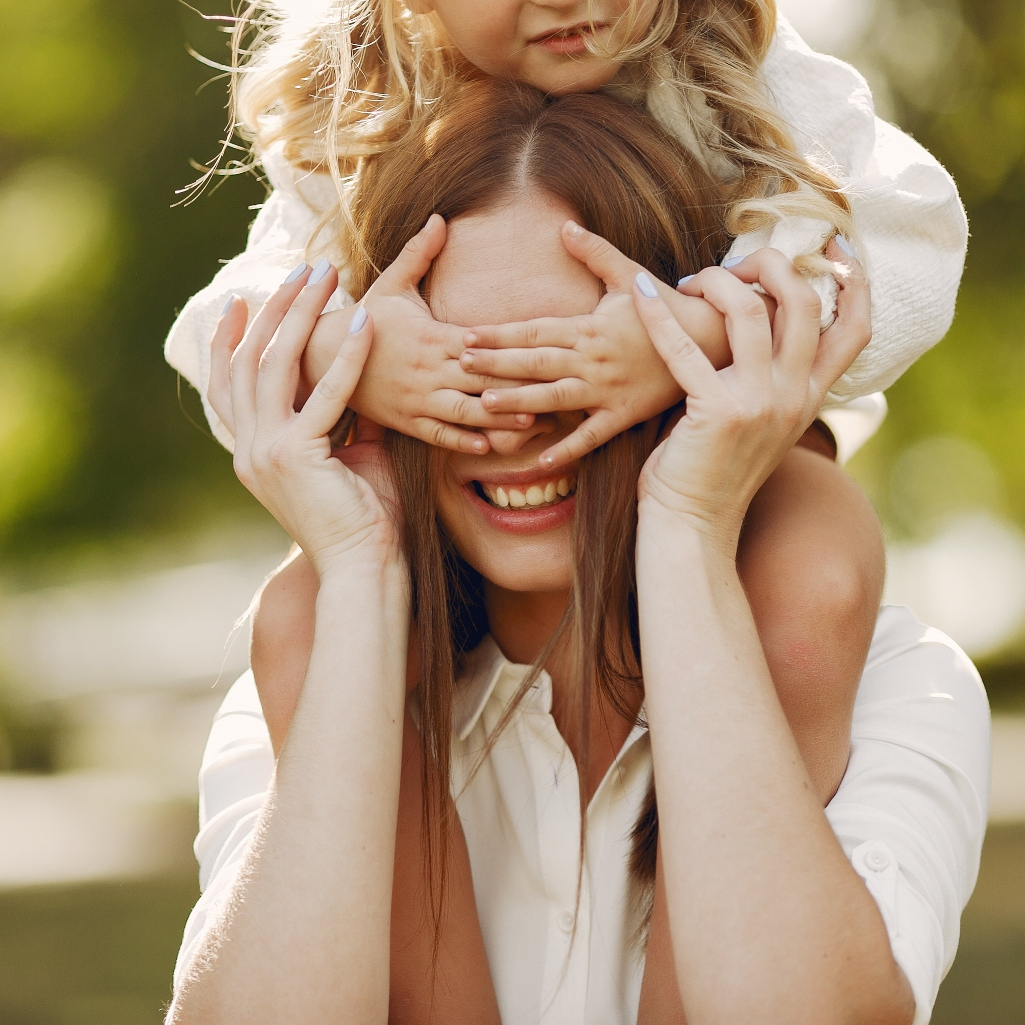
[163,146,352,451]
[726,13,969,406]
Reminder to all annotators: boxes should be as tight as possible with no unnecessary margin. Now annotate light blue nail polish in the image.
[722,256,744,269]
[348,306,367,333]
[221,294,235,316]
[636,272,659,298]
[677,274,695,286]
[835,235,856,258]
[284,261,307,283]
[308,257,332,284]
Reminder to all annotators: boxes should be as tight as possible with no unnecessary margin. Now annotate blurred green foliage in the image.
[0,0,1021,589]
[0,0,266,579]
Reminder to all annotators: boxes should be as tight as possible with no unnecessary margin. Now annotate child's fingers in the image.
[230,263,312,443]
[481,379,593,414]
[632,272,719,397]
[208,295,248,437]
[560,220,642,293]
[423,390,535,431]
[254,260,339,427]
[537,411,621,469]
[296,305,372,437]
[409,417,491,455]
[460,346,581,383]
[464,317,584,351]
[376,214,447,295]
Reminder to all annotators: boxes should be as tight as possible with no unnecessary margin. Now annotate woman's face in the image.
[428,190,601,593]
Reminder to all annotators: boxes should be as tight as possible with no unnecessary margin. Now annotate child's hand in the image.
[457,222,732,469]
[299,215,533,455]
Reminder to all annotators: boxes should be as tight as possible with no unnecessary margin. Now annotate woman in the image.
[169,85,989,1025]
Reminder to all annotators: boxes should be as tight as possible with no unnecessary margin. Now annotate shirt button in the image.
[865,848,891,872]
[558,910,575,933]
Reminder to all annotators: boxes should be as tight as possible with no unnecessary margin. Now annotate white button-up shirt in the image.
[175,606,990,1025]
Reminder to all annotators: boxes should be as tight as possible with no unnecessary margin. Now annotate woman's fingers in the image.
[663,267,771,387]
[254,260,339,430]
[537,411,622,469]
[811,239,872,397]
[297,305,372,437]
[461,345,580,382]
[230,263,312,447]
[632,273,719,397]
[208,295,249,437]
[723,250,821,385]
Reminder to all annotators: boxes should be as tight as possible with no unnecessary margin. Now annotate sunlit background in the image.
[0,0,1022,1021]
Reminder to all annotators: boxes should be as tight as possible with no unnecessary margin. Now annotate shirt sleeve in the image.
[726,13,968,407]
[173,670,275,990]
[826,605,991,1025]
[163,147,352,451]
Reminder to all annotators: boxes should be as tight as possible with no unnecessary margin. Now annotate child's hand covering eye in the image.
[299,215,535,456]
[458,222,734,469]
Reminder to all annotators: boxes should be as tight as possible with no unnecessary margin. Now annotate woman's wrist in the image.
[636,495,743,567]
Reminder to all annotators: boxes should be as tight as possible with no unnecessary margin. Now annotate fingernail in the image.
[565,220,585,237]
[348,306,367,333]
[461,352,475,368]
[309,257,332,284]
[515,414,530,426]
[835,235,855,258]
[677,274,695,286]
[221,294,236,316]
[472,437,486,454]
[464,331,479,346]
[635,272,658,298]
[722,256,744,269]
[482,390,496,408]
[541,454,555,468]
[284,262,307,283]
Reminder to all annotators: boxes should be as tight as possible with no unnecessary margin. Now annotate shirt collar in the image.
[453,635,555,741]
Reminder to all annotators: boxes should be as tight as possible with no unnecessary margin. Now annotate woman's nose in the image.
[483,415,559,456]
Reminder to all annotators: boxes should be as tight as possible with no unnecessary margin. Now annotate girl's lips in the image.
[463,482,576,535]
[530,23,605,56]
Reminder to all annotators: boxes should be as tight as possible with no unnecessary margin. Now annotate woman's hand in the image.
[634,248,870,555]
[212,262,399,578]
[458,222,734,469]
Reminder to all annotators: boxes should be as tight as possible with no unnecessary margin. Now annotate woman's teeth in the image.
[479,477,576,509]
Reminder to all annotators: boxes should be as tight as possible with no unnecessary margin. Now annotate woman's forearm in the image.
[636,507,914,1025]
[169,558,409,1025]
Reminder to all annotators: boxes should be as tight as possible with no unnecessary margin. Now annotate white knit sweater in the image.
[164,14,967,462]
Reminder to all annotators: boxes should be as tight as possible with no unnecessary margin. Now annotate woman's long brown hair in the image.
[345,78,727,944]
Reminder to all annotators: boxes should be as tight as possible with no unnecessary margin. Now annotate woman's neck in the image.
[483,581,569,666]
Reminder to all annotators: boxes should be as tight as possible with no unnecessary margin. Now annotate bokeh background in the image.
[0,0,1022,1021]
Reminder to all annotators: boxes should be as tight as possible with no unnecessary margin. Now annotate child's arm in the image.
[747,13,968,402]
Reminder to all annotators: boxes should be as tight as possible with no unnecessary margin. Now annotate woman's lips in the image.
[463,473,577,535]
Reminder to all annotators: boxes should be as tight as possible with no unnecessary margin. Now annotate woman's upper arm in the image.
[174,671,274,990]
[827,605,991,1025]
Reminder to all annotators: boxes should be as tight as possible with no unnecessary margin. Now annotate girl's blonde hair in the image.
[226,0,852,273]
